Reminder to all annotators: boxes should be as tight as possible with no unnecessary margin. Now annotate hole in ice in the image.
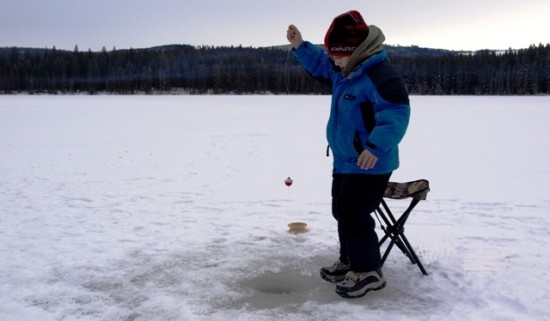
[244,271,306,295]
[224,259,339,310]
[229,271,315,309]
[254,282,294,295]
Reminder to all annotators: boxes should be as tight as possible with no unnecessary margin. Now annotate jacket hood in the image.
[342,25,385,77]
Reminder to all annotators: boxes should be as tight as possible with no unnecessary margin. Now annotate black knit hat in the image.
[324,10,369,57]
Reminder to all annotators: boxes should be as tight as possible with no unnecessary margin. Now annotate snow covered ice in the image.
[1,95,549,321]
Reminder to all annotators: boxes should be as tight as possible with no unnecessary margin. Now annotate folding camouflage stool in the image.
[376,179,430,275]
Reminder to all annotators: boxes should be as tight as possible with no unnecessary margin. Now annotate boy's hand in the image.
[286,25,303,49]
[357,149,378,170]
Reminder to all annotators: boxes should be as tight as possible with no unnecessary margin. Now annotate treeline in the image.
[393,45,549,95]
[0,43,548,95]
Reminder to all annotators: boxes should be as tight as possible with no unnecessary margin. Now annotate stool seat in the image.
[384,179,430,201]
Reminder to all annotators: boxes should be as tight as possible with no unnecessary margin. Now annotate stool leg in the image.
[377,199,428,276]
[399,233,429,276]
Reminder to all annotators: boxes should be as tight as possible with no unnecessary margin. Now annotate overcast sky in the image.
[1,0,548,51]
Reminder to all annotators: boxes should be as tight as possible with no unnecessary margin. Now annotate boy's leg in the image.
[335,173,391,272]
[319,174,351,283]
[331,174,348,264]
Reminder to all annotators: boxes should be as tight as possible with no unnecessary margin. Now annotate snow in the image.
[1,95,549,321]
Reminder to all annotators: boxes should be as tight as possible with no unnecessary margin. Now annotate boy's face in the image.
[332,56,351,70]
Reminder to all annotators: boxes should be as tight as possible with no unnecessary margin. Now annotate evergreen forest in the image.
[0,43,548,95]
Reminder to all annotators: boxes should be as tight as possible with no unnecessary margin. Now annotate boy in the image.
[286,10,410,298]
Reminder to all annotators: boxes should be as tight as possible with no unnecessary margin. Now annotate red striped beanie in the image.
[324,10,369,57]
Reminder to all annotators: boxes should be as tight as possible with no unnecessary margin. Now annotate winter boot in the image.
[335,269,386,298]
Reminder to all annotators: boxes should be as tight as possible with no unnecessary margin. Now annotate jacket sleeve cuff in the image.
[365,141,377,150]
[292,41,312,57]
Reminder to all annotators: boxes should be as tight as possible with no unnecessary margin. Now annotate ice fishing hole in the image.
[228,268,333,310]
[244,271,307,296]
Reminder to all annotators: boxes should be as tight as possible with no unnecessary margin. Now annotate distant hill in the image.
[0,43,459,57]
[386,45,459,57]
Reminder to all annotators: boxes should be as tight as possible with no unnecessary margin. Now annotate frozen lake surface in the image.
[1,95,549,320]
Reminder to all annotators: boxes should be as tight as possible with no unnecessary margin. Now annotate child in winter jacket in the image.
[286,10,410,299]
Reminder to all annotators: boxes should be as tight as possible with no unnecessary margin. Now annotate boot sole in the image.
[335,281,386,299]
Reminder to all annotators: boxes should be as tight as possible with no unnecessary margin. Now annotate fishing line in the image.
[283,46,294,188]
[282,44,305,232]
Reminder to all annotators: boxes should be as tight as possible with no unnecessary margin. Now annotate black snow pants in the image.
[332,172,391,273]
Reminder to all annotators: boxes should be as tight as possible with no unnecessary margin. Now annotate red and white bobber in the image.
[284,177,293,186]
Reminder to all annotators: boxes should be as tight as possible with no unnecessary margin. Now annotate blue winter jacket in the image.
[292,41,410,174]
